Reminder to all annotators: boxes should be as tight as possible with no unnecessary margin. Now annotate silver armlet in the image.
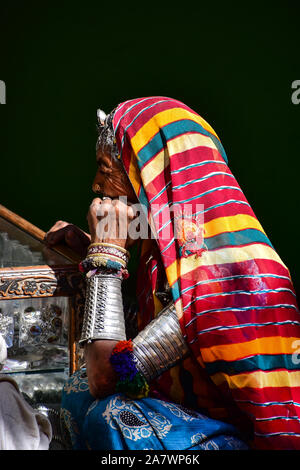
[132,303,190,382]
[79,274,126,346]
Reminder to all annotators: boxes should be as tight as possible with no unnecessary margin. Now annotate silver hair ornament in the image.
[97,109,107,127]
[96,108,120,160]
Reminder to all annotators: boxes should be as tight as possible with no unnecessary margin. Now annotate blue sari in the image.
[61,370,248,450]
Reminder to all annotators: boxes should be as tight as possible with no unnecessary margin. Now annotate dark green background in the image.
[0,2,299,298]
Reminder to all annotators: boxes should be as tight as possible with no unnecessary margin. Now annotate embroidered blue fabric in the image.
[61,370,248,450]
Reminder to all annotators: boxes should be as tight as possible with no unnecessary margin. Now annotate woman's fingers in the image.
[45,221,70,245]
[90,197,102,207]
[45,221,91,257]
[127,204,135,220]
[87,197,137,247]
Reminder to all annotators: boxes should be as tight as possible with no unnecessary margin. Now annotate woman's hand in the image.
[87,197,135,249]
[44,221,91,258]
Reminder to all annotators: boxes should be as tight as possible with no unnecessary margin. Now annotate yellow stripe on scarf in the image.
[167,132,218,157]
[128,150,142,196]
[201,337,300,363]
[166,243,287,287]
[211,369,300,389]
[131,108,220,155]
[141,148,168,187]
[204,214,266,238]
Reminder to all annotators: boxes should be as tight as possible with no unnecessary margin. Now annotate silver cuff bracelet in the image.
[132,303,189,382]
[79,274,126,345]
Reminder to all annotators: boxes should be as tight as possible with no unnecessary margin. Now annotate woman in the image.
[46,97,300,450]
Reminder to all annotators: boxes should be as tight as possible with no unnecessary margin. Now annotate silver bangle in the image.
[132,303,190,382]
[79,274,126,345]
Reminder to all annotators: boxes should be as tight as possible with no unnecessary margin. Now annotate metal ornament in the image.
[96,109,120,160]
[97,109,107,127]
[79,274,126,345]
[132,303,190,382]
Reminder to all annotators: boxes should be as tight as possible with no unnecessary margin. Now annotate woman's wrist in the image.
[90,237,127,249]
[85,339,119,398]
[79,241,130,279]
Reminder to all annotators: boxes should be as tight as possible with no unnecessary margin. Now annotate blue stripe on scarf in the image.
[137,120,228,168]
[205,228,274,251]
[205,354,300,376]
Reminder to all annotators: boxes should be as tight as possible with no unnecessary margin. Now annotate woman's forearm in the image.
[84,339,118,398]
[80,274,126,398]
[84,302,190,399]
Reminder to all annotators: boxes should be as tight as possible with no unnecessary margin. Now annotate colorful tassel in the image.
[110,340,149,399]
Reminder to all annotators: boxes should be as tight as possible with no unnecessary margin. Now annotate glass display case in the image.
[0,204,85,406]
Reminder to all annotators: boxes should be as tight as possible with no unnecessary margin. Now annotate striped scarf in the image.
[113,96,300,449]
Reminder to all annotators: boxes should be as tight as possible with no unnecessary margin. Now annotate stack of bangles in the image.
[79,242,130,279]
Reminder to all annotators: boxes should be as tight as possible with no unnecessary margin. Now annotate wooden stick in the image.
[0,204,81,263]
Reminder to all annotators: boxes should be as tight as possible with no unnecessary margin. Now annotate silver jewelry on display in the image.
[79,274,126,345]
[132,303,190,382]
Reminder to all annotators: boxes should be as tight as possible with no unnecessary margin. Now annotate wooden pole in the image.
[0,204,81,263]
